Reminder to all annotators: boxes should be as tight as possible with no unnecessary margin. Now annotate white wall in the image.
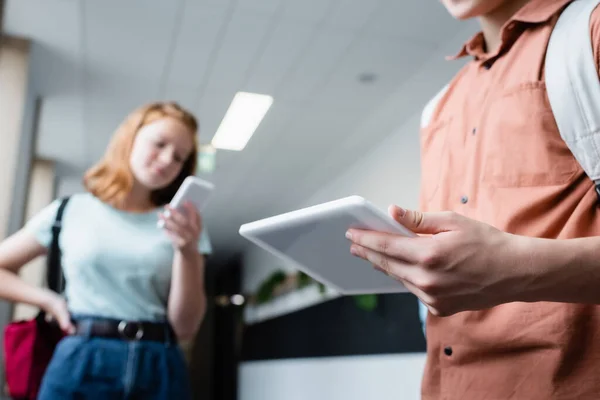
[306,112,422,210]
[239,24,475,400]
[0,37,34,388]
[56,176,85,198]
[239,354,427,400]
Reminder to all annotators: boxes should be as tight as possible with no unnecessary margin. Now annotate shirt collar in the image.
[448,0,573,61]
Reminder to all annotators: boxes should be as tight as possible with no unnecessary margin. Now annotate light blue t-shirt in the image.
[25,192,212,322]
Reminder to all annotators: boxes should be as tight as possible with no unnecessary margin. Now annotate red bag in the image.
[4,313,65,399]
[3,197,70,400]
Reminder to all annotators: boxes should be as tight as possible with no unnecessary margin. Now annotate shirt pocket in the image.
[480,82,580,187]
[420,117,452,203]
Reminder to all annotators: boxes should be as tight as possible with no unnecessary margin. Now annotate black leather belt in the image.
[73,318,176,343]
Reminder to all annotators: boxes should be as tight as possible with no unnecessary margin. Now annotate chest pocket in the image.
[480,82,580,187]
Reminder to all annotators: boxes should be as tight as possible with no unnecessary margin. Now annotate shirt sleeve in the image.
[197,229,212,255]
[23,199,61,248]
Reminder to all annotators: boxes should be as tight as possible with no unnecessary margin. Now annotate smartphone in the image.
[157,176,214,228]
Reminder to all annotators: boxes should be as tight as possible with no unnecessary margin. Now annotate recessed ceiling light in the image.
[358,72,378,84]
[211,91,273,151]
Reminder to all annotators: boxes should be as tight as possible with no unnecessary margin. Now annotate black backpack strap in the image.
[46,197,70,293]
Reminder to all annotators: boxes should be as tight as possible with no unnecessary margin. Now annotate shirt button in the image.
[444,346,453,356]
[472,127,476,135]
[460,195,468,204]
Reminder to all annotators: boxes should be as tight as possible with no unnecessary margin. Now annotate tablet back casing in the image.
[239,196,414,294]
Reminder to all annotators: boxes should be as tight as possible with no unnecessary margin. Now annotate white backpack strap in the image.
[421,84,449,129]
[546,0,600,194]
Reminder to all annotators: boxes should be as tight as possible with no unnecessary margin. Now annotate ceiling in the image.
[3,0,476,256]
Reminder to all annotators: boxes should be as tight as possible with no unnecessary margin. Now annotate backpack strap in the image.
[421,84,449,129]
[47,197,70,293]
[546,0,600,200]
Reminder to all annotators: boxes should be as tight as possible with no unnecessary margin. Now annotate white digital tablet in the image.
[239,196,417,295]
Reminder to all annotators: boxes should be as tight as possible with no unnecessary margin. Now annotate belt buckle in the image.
[118,321,144,340]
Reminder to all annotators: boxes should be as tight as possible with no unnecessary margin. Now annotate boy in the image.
[346,0,600,398]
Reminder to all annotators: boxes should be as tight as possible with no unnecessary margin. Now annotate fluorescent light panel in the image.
[211,91,273,151]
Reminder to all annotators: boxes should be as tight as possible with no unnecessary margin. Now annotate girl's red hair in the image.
[84,102,199,208]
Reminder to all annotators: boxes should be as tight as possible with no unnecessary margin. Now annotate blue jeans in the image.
[38,333,191,399]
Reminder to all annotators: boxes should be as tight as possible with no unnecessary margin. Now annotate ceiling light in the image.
[211,91,273,151]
